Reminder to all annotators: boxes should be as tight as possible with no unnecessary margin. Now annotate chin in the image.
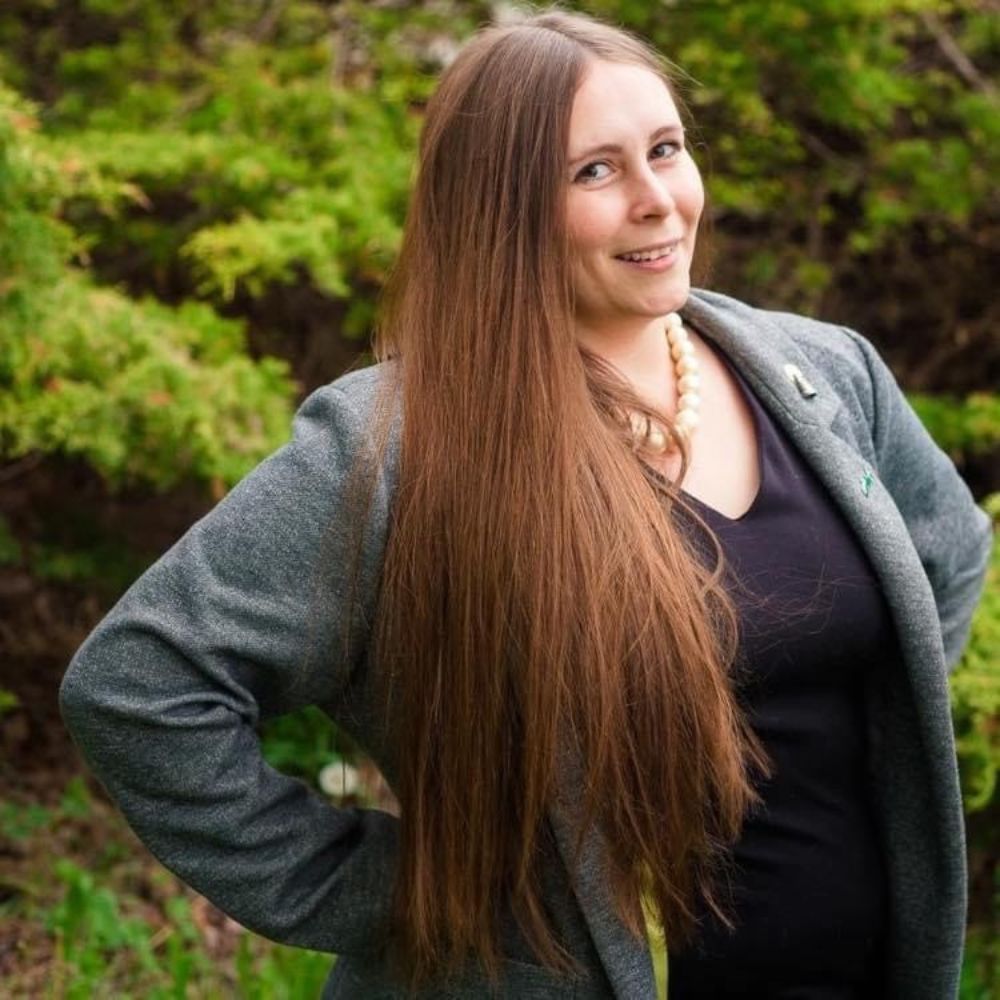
[649,288,691,316]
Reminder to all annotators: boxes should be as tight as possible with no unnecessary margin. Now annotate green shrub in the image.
[2,779,334,998]
[951,494,1000,813]
[0,84,296,491]
[911,394,1000,460]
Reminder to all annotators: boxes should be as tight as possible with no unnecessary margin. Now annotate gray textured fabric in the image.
[60,290,992,999]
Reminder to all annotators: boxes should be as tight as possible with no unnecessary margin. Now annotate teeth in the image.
[619,245,675,262]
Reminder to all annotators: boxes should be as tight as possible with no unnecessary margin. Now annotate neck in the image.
[576,314,677,406]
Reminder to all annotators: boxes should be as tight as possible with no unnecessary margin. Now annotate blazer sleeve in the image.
[59,381,398,955]
[844,329,993,669]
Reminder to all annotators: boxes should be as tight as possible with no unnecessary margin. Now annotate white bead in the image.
[675,409,700,432]
[626,314,702,453]
[671,340,695,362]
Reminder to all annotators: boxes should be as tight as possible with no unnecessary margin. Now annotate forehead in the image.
[568,60,680,150]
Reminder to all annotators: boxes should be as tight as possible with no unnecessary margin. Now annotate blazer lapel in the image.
[682,292,843,433]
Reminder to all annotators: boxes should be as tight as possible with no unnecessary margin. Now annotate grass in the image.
[0,766,994,996]
[0,777,333,998]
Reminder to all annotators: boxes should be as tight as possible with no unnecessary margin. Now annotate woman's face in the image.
[565,60,704,333]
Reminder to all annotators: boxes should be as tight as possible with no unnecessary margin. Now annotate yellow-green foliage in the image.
[951,494,1000,813]
[1,0,997,818]
[0,85,295,490]
[910,394,1000,459]
[0,9,995,990]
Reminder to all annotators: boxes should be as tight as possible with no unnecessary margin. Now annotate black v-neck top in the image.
[664,349,893,999]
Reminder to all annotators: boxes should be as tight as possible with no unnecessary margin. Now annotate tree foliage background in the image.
[0,0,996,991]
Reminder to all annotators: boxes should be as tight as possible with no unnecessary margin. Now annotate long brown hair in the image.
[367,8,765,986]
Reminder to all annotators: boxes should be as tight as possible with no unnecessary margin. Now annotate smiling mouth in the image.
[614,242,679,263]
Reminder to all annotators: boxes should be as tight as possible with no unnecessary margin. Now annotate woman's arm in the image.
[844,329,993,669]
[59,377,398,955]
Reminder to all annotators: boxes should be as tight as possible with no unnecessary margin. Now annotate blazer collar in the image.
[681,289,843,433]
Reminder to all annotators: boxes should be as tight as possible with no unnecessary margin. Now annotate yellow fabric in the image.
[645,904,668,999]
[650,933,668,999]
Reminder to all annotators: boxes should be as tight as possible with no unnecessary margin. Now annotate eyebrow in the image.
[567,124,686,168]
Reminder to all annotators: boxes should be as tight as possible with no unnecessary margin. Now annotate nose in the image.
[628,162,674,221]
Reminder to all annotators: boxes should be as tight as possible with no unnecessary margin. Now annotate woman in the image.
[60,10,991,999]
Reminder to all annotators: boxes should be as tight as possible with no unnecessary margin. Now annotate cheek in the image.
[566,193,617,256]
[680,162,705,223]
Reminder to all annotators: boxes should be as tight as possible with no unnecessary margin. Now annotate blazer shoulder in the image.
[329,360,393,400]
[303,360,395,426]
[290,361,401,480]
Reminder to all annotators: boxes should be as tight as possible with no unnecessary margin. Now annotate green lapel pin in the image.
[861,468,875,496]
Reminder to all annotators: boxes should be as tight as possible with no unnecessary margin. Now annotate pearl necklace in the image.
[629,311,701,454]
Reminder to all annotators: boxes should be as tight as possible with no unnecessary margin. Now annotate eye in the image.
[650,140,682,161]
[574,161,612,184]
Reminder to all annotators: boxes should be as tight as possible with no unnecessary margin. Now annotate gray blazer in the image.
[60,290,992,999]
